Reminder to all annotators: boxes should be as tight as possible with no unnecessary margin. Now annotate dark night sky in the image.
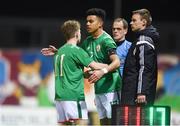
[122,0,179,22]
[0,0,113,19]
[0,0,179,22]
[0,0,179,52]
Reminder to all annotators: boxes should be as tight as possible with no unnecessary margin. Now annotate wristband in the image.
[101,68,108,74]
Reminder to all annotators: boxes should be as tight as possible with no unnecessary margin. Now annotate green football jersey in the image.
[54,43,93,101]
[81,31,122,94]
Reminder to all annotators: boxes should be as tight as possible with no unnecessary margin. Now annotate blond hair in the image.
[61,20,80,40]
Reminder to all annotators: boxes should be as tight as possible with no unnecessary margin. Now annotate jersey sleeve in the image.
[136,43,156,95]
[73,47,93,67]
[103,38,117,56]
[104,38,117,51]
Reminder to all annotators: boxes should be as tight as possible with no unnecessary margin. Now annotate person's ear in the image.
[75,34,78,39]
[142,19,147,26]
[124,29,128,35]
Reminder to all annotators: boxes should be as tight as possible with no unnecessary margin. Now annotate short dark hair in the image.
[86,8,106,22]
[132,8,152,26]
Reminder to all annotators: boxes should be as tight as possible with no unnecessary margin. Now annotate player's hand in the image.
[41,45,57,56]
[84,69,93,78]
[135,94,147,104]
[88,69,104,83]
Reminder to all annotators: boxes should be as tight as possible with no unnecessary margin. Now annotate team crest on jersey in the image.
[96,45,101,52]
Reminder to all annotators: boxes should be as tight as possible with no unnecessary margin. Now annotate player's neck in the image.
[66,38,77,45]
[92,29,104,39]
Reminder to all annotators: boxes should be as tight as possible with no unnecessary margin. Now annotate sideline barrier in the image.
[0,106,58,126]
[112,105,171,125]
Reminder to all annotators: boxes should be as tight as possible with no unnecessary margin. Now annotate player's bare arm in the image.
[106,54,120,72]
[88,53,120,83]
[89,61,108,70]
[84,62,108,79]
[41,45,57,56]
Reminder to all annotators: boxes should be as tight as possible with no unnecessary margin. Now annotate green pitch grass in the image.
[155,95,180,112]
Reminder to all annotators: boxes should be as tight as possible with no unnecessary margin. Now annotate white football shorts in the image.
[55,100,88,123]
[95,91,120,119]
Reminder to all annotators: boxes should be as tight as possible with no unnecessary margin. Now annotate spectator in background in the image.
[121,9,159,106]
[112,18,132,76]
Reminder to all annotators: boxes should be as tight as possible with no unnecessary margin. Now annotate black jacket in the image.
[121,25,160,105]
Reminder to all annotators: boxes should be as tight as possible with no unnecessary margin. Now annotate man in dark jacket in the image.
[121,9,159,106]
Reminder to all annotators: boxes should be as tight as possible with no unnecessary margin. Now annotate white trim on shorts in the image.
[95,91,120,119]
[55,100,88,123]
